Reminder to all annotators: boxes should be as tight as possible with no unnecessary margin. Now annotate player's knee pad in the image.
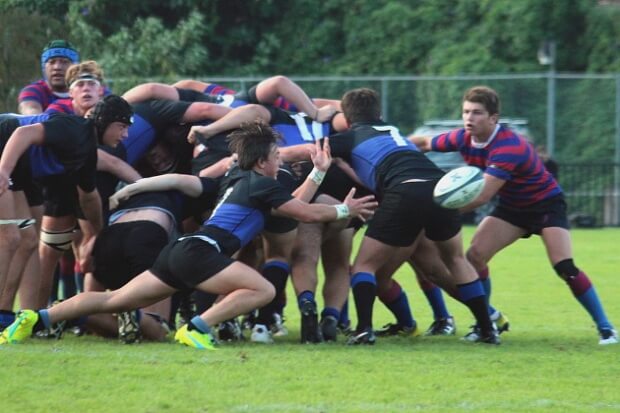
[553,258,579,279]
[40,227,76,252]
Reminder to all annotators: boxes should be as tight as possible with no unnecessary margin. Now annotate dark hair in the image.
[463,86,500,115]
[88,95,133,142]
[341,88,382,124]
[227,121,281,170]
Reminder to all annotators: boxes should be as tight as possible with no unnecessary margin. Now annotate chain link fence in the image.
[7,73,620,225]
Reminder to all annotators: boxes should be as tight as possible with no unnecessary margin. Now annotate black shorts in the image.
[264,167,299,234]
[42,176,82,218]
[490,195,569,237]
[176,88,218,103]
[92,221,169,290]
[150,237,235,290]
[0,119,42,205]
[365,180,461,247]
[233,86,258,104]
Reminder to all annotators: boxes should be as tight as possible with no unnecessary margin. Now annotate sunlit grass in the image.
[1,227,618,412]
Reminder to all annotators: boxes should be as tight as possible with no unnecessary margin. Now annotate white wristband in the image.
[308,167,326,185]
[334,204,350,219]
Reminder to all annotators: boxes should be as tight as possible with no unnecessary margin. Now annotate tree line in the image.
[1,0,618,162]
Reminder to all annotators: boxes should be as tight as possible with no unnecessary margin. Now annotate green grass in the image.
[1,227,619,412]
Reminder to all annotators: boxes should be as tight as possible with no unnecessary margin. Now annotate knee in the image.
[40,227,75,253]
[18,227,39,252]
[466,245,487,267]
[0,227,21,254]
[270,75,288,87]
[258,279,276,304]
[291,249,319,269]
[553,259,579,280]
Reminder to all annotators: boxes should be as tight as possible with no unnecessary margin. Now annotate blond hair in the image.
[65,60,104,86]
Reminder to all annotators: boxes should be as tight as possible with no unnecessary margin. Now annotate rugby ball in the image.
[433,166,484,209]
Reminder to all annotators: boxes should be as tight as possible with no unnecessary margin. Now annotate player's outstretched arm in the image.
[187,104,272,144]
[408,134,433,152]
[275,187,377,224]
[96,149,142,183]
[0,124,45,195]
[109,173,208,209]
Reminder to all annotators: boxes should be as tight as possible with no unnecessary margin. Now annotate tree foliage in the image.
[1,0,618,162]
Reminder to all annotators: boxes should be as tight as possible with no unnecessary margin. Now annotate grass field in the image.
[1,227,619,412]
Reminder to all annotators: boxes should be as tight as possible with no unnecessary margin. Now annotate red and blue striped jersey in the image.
[17,80,67,110]
[431,126,562,207]
[45,98,75,114]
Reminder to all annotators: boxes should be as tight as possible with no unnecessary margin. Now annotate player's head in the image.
[66,61,105,115]
[228,121,282,172]
[66,61,104,88]
[41,40,80,89]
[462,86,500,116]
[462,86,500,138]
[89,95,133,147]
[341,88,382,125]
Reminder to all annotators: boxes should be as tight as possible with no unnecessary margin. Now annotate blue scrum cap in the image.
[40,40,80,76]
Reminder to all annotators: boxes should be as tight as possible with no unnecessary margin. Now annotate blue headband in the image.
[41,47,80,78]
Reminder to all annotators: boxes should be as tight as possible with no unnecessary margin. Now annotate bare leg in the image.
[320,227,354,310]
[182,102,232,123]
[254,76,336,122]
[187,104,272,144]
[0,193,38,310]
[122,82,180,104]
[17,205,43,309]
[466,216,524,272]
[38,215,77,308]
[46,270,175,324]
[172,79,213,93]
[0,191,24,312]
[290,222,322,296]
[193,261,275,327]
[83,273,170,340]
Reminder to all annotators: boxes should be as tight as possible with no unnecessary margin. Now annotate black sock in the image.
[255,262,289,325]
[352,282,376,332]
[464,295,494,333]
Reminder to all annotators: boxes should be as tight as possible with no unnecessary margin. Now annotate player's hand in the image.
[108,185,133,210]
[310,138,331,172]
[315,105,338,123]
[188,125,210,145]
[343,187,377,222]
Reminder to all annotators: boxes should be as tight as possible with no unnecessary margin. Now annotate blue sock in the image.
[577,287,613,331]
[297,290,315,309]
[321,307,340,321]
[189,316,212,334]
[422,286,450,320]
[379,280,414,328]
[0,310,15,329]
[38,309,52,329]
[385,291,415,328]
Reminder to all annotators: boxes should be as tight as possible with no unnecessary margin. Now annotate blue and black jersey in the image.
[32,115,98,191]
[328,121,443,195]
[267,106,333,147]
[123,99,191,165]
[197,170,293,256]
